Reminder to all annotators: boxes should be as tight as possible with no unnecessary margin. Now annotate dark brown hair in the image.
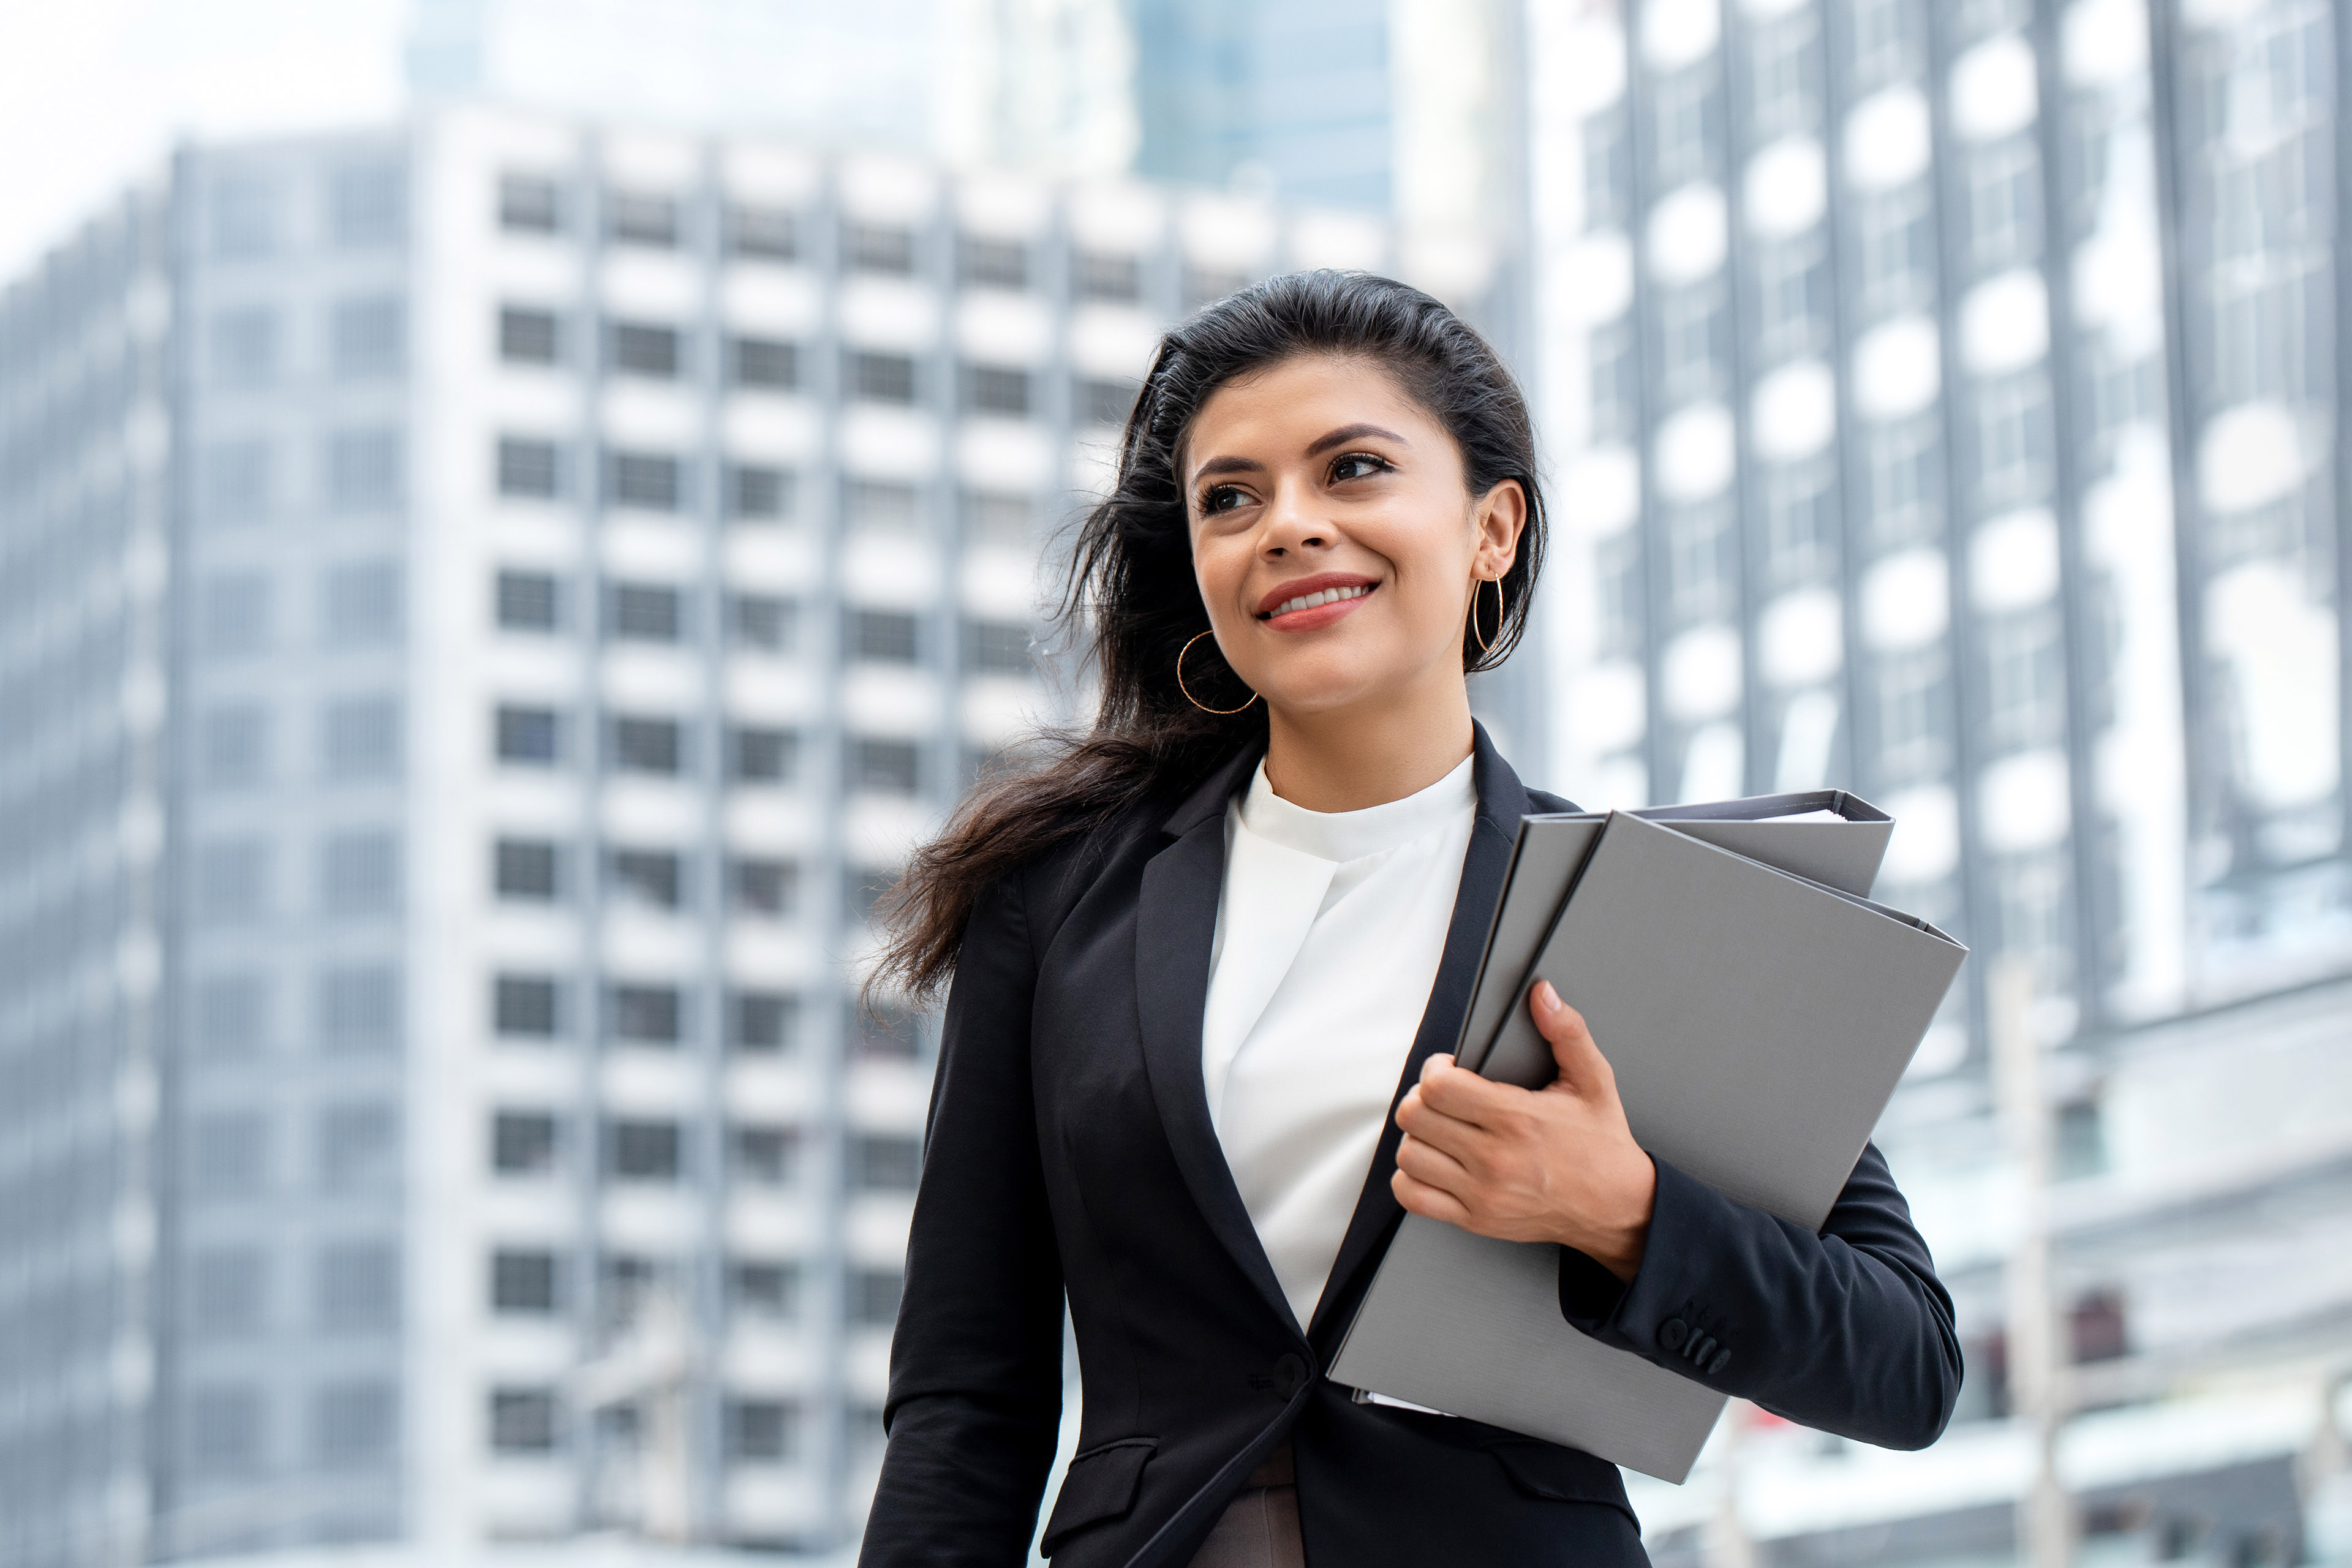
[870,270,1547,1001]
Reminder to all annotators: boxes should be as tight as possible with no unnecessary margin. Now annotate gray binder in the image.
[1327,802,1966,1483]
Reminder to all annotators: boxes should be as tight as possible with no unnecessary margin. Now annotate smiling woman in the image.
[860,273,1958,1568]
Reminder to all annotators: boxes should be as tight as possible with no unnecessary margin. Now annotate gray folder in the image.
[1327,805,1966,1483]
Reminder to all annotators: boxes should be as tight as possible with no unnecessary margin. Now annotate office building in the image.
[1529,0,2351,1559]
[0,104,1419,1562]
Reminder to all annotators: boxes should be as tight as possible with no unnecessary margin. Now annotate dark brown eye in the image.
[1201,483,1249,514]
[1330,453,1390,483]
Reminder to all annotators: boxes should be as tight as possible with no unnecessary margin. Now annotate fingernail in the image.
[1534,980,1561,1011]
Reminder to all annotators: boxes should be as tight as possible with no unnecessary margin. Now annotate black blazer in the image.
[861,726,1961,1567]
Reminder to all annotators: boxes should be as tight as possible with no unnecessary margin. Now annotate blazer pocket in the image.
[1483,1439,1640,1525]
[1040,1438,1157,1557]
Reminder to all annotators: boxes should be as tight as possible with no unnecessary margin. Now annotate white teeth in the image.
[1272,584,1369,617]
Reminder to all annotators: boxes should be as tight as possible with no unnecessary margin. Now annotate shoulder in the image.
[1526,786,1581,815]
[992,791,1174,956]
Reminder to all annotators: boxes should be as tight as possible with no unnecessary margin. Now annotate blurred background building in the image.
[0,0,2348,1566]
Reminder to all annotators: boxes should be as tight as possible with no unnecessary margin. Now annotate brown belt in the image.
[1240,1441,1295,1489]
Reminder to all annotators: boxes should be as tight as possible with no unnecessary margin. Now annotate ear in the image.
[1472,478,1528,579]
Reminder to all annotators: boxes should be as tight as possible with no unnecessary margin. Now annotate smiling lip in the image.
[1255,572,1379,626]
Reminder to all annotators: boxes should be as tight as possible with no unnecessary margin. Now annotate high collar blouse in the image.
[1202,753,1479,1333]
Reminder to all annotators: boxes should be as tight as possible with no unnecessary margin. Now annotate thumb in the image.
[1530,980,1613,1095]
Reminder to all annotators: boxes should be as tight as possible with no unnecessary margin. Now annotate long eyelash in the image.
[1333,451,1393,478]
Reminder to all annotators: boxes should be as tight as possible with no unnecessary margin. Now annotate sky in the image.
[0,0,407,279]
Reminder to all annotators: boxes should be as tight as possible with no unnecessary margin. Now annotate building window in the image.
[1966,137,2042,270]
[728,204,797,259]
[1665,501,1736,625]
[731,336,797,388]
[497,571,560,631]
[846,222,916,274]
[1074,250,1140,302]
[729,464,793,520]
[499,175,561,234]
[733,859,798,919]
[319,965,402,1052]
[732,989,799,1050]
[611,715,683,775]
[1975,371,2052,508]
[1762,458,1835,586]
[849,1267,903,1327]
[1982,607,2065,752]
[1182,263,1251,310]
[1655,282,1728,404]
[489,1389,559,1453]
[201,704,270,790]
[608,1119,682,1180]
[609,850,684,911]
[609,984,682,1044]
[316,1102,398,1191]
[731,726,797,782]
[331,161,404,249]
[849,737,921,796]
[608,192,679,247]
[848,998,919,1059]
[1651,67,1722,189]
[1874,644,1951,784]
[318,830,399,917]
[848,608,920,664]
[733,1124,797,1186]
[729,1400,796,1461]
[1752,237,1828,360]
[313,1381,396,1469]
[960,235,1027,288]
[196,838,271,922]
[324,560,402,646]
[190,1110,270,1197]
[1077,376,1137,428]
[731,594,794,650]
[609,320,681,379]
[1586,319,1638,444]
[607,450,684,511]
[732,1261,797,1319]
[184,1385,266,1476]
[1856,184,1933,316]
[190,1247,266,1338]
[203,571,273,655]
[608,582,682,642]
[962,362,1031,417]
[494,974,560,1038]
[327,428,404,512]
[846,349,918,404]
[211,306,278,388]
[1849,0,1920,88]
[331,295,405,379]
[195,973,269,1057]
[961,617,1031,676]
[323,695,401,780]
[846,478,919,532]
[499,305,559,364]
[963,489,1033,545]
[493,1111,558,1175]
[1747,9,1820,140]
[1865,416,1940,550]
[495,704,562,765]
[315,1242,399,1333]
[1993,849,2070,963]
[850,1134,921,1192]
[203,437,273,524]
[497,435,561,499]
[492,1250,560,1314]
[1582,108,1630,232]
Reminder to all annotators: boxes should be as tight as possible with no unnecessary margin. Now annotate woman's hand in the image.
[1391,980,1657,1283]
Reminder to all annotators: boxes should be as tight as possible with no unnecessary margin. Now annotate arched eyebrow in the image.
[1189,423,1412,485]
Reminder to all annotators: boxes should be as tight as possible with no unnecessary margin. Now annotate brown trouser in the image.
[1185,1443,1305,1568]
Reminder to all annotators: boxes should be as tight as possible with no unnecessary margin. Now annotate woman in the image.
[859,273,1960,1567]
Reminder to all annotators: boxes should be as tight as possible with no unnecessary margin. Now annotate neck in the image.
[1260,676,1476,813]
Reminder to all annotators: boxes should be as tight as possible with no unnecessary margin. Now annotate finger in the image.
[1415,1057,1523,1126]
[1393,1131,1474,1190]
[1419,1052,1455,1083]
[1390,1167,1476,1229]
[1395,1093,1488,1163]
[1531,981,1615,1093]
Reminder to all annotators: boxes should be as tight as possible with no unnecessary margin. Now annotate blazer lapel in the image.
[1306,722,1532,1346]
[1131,739,1299,1331]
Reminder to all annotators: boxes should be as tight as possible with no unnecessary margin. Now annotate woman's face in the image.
[1183,353,1524,718]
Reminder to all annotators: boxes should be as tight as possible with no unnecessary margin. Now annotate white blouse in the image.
[1202,753,1478,1333]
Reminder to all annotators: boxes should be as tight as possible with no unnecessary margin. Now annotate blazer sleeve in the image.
[1555,1142,1962,1451]
[861,872,1067,1565]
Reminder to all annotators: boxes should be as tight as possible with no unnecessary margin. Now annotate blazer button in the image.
[1708,1348,1733,1375]
[1658,1318,1689,1352]
[1272,1352,1309,1400]
[1691,1335,1717,1365]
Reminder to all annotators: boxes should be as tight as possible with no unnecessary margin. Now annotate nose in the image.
[1257,476,1330,560]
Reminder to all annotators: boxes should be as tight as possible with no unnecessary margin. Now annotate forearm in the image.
[1557,1147,1961,1450]
[863,1387,1063,1565]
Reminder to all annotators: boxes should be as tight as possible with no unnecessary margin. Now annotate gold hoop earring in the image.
[1468,575,1503,655]
[1176,630,1258,715]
